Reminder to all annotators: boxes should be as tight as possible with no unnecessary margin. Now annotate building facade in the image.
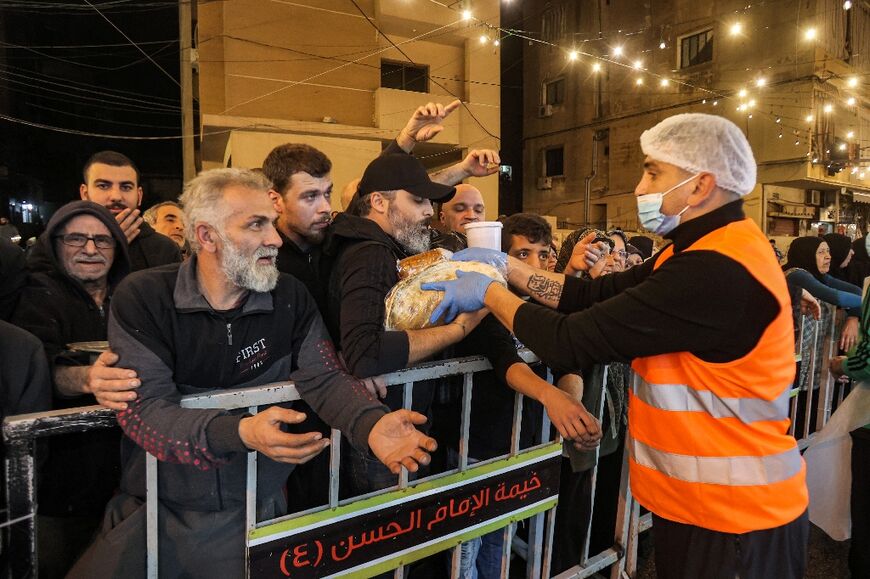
[522,0,869,245]
[196,0,501,216]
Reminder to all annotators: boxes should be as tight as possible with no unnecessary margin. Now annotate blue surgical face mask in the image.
[636,173,699,235]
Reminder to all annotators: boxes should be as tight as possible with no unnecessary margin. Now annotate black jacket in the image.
[514,200,781,372]
[275,231,327,315]
[0,320,50,423]
[109,256,388,511]
[11,201,131,516]
[128,221,181,271]
[0,236,25,322]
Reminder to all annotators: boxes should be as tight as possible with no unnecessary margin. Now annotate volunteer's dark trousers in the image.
[652,510,808,579]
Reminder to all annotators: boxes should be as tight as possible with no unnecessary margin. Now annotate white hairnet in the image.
[640,113,757,196]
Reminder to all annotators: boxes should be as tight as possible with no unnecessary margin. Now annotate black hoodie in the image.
[11,200,130,517]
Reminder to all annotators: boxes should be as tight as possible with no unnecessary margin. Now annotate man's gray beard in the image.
[220,239,279,293]
[389,206,430,254]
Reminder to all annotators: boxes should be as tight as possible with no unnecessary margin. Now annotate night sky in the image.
[0,0,184,224]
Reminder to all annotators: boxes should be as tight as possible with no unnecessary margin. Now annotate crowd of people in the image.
[0,102,866,579]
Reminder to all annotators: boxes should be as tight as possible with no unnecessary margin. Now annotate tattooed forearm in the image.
[527,274,563,304]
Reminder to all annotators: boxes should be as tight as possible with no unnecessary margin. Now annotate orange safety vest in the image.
[629,217,808,534]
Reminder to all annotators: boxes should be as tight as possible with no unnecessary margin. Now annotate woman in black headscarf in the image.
[847,234,870,288]
[784,236,862,350]
[823,233,855,282]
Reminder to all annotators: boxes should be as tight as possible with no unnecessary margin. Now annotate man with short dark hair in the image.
[12,200,131,577]
[78,150,180,271]
[501,213,553,270]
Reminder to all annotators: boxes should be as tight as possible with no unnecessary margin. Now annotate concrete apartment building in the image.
[195,0,501,215]
[522,0,869,242]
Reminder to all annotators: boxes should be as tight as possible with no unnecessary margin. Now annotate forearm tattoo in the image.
[527,274,563,303]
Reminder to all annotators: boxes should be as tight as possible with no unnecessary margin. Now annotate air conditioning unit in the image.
[538,104,553,118]
[537,176,553,189]
[806,190,822,206]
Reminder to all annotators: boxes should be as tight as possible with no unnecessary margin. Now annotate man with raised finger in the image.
[70,168,436,579]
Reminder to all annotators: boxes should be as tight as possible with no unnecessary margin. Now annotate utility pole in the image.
[179,0,197,182]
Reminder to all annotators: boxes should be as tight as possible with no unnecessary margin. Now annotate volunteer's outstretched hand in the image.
[422,270,495,324]
[450,247,509,273]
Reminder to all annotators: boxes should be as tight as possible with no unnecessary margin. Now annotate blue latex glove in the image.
[421,270,496,325]
[451,248,508,273]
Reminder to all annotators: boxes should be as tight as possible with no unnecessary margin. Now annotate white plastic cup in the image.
[464,221,503,251]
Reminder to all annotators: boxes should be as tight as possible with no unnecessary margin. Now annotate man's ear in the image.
[268,190,285,214]
[369,191,389,215]
[196,223,218,253]
[136,187,143,209]
[689,173,717,206]
[79,184,89,201]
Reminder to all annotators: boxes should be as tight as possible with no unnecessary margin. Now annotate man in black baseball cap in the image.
[322,153,485,495]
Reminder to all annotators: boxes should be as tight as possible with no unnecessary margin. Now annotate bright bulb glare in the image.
[824,104,833,113]
[848,77,859,88]
[613,46,624,57]
[462,9,472,20]
[730,23,742,36]
[738,88,748,98]
[755,78,766,87]
[839,143,848,151]
[847,97,856,106]
[713,100,718,106]
[805,28,817,41]
[494,39,500,46]
[568,50,579,61]
[659,41,666,49]
[479,35,487,44]
[636,78,644,85]
[847,131,855,139]
[660,78,670,87]
[592,62,602,72]
[844,1,852,9]
[806,114,814,122]
[633,59,643,69]
[748,99,756,107]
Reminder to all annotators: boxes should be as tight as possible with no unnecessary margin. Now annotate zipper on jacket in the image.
[226,322,233,345]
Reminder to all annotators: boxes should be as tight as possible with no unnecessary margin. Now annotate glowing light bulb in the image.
[659,41,666,49]
[748,99,756,108]
[847,97,856,106]
[493,39,500,46]
[847,131,855,139]
[795,140,801,145]
[776,117,782,123]
[860,172,866,180]
[748,113,753,119]
[848,77,859,88]
[738,88,748,98]
[636,77,644,85]
[462,9,472,20]
[824,103,833,113]
[713,100,719,106]
[568,50,579,61]
[839,143,848,151]
[804,28,817,41]
[844,1,852,9]
[730,23,742,36]
[613,46,624,57]
[755,78,766,87]
[806,114,814,122]
[660,78,670,87]
[633,59,643,69]
[479,35,488,44]
[592,62,602,72]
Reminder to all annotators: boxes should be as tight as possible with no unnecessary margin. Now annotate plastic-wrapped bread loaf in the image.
[396,248,452,280]
[385,260,506,331]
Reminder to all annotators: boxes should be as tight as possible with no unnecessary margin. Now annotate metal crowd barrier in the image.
[1,304,849,578]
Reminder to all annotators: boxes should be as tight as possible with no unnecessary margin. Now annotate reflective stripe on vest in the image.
[633,378,790,423]
[629,436,803,486]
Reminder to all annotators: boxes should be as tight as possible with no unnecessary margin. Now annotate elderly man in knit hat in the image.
[424,113,811,578]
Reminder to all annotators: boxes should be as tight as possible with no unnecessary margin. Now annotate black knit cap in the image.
[357,154,456,202]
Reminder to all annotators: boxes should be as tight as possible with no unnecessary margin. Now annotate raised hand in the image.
[399,100,462,147]
[460,149,500,178]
